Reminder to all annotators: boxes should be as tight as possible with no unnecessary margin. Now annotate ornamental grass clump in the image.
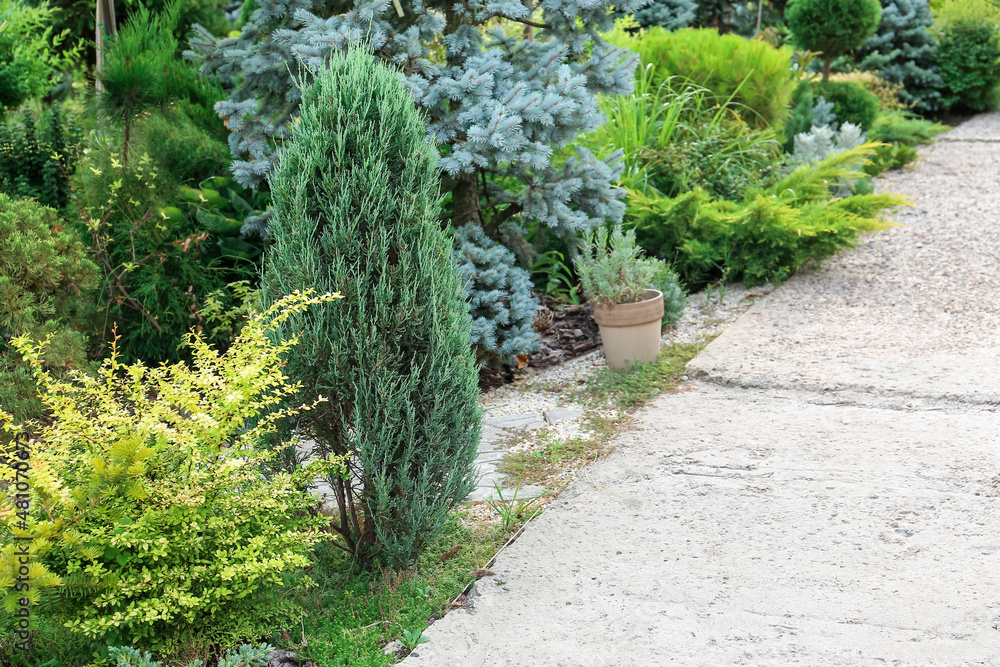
[575,226,668,306]
[259,48,481,568]
[0,291,344,651]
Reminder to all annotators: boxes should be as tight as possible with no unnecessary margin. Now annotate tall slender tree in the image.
[259,47,482,567]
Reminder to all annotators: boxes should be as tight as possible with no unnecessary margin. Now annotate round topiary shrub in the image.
[787,0,882,79]
[937,19,1000,112]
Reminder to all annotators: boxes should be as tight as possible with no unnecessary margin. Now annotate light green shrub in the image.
[627,144,907,286]
[585,70,783,201]
[0,292,344,651]
[0,0,82,114]
[628,27,798,129]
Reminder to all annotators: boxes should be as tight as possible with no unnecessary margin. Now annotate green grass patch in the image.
[497,415,622,489]
[575,342,704,409]
[269,512,507,666]
[499,342,705,491]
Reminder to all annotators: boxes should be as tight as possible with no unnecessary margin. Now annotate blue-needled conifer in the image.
[453,223,539,366]
[187,0,646,363]
[853,0,943,114]
[259,48,481,567]
[185,0,642,238]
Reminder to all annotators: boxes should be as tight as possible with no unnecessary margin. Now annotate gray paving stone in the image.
[543,408,583,425]
[480,425,506,444]
[474,452,503,465]
[483,413,545,429]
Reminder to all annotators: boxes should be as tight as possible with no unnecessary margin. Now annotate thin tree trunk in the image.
[755,0,763,38]
[451,171,482,228]
[823,57,832,81]
[95,0,117,91]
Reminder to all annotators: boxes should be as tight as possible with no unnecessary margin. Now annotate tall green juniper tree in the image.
[260,48,481,567]
[853,0,943,114]
[185,0,642,239]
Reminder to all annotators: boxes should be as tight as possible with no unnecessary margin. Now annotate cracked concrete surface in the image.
[402,116,1000,666]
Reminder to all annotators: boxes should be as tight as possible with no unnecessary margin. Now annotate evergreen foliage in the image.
[854,0,944,114]
[73,147,237,363]
[185,0,642,238]
[454,223,540,365]
[650,264,687,322]
[814,80,881,130]
[259,49,481,567]
[626,144,906,286]
[0,105,80,211]
[95,1,183,164]
[628,27,798,128]
[0,0,82,114]
[830,70,909,110]
[634,0,698,30]
[787,0,883,79]
[935,17,1000,112]
[0,194,96,423]
[0,292,342,651]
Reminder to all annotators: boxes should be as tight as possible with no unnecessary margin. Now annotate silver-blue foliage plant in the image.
[185,0,645,239]
[454,223,540,365]
[186,0,645,363]
[853,0,943,114]
[634,0,697,30]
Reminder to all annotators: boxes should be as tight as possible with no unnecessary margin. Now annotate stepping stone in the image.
[483,413,546,430]
[475,452,503,465]
[479,425,507,445]
[543,408,583,425]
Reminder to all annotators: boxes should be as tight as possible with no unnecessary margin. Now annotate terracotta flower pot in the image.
[591,289,664,370]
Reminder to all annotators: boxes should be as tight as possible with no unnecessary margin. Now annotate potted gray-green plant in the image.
[574,225,668,370]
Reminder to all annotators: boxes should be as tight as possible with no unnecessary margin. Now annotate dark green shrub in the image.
[865,110,947,173]
[260,48,481,567]
[0,194,96,423]
[0,105,81,211]
[815,80,881,131]
[0,0,82,114]
[141,109,231,185]
[631,27,798,128]
[73,147,238,363]
[787,0,882,79]
[96,2,181,164]
[626,144,906,286]
[936,19,1000,112]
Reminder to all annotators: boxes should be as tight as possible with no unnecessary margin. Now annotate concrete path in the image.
[403,115,1000,665]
